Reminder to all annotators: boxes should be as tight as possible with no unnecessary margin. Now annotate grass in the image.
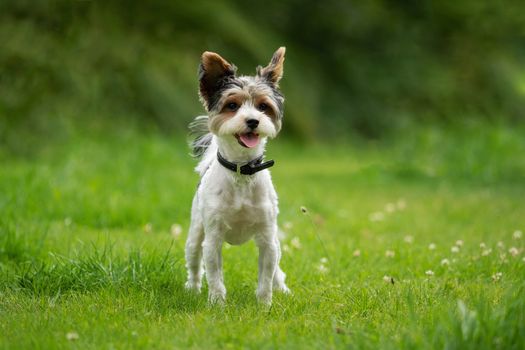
[1,124,524,349]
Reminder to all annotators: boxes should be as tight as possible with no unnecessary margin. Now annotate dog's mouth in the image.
[235,132,260,148]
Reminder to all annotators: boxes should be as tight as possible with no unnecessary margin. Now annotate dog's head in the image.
[198,48,285,149]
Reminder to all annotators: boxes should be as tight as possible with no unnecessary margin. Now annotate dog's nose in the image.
[246,119,259,130]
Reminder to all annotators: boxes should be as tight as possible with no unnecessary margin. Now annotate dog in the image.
[184,47,290,305]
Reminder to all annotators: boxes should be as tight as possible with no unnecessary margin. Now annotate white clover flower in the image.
[455,240,464,246]
[317,264,329,273]
[481,249,492,256]
[66,332,79,341]
[396,199,406,210]
[428,243,436,250]
[492,272,502,281]
[352,249,361,257]
[451,246,460,253]
[291,237,301,249]
[143,223,153,234]
[385,203,396,213]
[425,270,434,276]
[404,235,414,244]
[320,257,328,264]
[508,247,519,257]
[513,230,523,239]
[170,224,182,238]
[369,211,385,222]
[385,250,395,258]
[440,258,450,266]
[497,241,505,249]
[383,275,392,283]
[479,242,486,249]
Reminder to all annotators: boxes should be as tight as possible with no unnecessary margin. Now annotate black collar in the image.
[217,151,274,175]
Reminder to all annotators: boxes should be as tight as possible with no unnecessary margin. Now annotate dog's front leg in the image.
[255,233,278,305]
[202,233,226,304]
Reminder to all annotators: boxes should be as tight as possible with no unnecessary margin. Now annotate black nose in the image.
[246,119,259,130]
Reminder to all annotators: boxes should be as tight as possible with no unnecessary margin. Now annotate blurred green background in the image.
[1,0,525,153]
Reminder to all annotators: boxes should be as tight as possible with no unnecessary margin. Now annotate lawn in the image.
[1,124,524,349]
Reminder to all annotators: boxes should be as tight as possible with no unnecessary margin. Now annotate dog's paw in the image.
[208,291,226,305]
[275,285,292,295]
[256,289,273,305]
[184,280,202,293]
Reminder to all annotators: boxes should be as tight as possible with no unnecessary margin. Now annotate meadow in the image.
[1,123,524,349]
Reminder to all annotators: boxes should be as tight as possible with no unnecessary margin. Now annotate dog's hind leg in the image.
[185,196,204,292]
[272,236,290,294]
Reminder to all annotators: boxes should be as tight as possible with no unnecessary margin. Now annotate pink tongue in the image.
[239,133,260,148]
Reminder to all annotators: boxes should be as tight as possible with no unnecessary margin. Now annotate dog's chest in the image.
[212,179,274,244]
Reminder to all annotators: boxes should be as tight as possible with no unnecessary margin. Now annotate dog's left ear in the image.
[257,47,286,87]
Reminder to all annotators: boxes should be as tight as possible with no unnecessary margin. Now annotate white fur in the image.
[185,105,290,305]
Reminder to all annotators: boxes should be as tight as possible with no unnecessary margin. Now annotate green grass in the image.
[1,124,524,349]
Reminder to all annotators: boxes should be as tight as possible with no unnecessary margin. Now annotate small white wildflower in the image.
[513,230,523,239]
[455,240,464,247]
[320,257,328,264]
[282,244,290,253]
[170,224,182,238]
[497,241,505,249]
[479,242,486,249]
[428,243,436,250]
[64,217,72,226]
[385,250,395,258]
[291,237,301,249]
[481,249,492,256]
[318,264,329,273]
[283,221,293,230]
[300,206,308,214]
[451,246,460,253]
[383,275,392,283]
[508,247,519,257]
[404,235,414,244]
[369,211,385,222]
[385,203,396,213]
[425,270,434,276]
[66,332,79,341]
[492,272,502,281]
[441,258,450,266]
[396,199,406,210]
[353,249,361,257]
[143,223,153,234]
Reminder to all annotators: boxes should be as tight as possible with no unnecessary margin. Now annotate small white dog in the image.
[184,47,290,305]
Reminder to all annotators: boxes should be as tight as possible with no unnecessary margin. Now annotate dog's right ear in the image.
[199,52,236,110]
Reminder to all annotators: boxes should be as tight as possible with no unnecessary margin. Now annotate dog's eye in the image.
[226,102,239,111]
[257,103,268,112]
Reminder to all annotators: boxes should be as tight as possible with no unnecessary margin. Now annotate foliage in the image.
[1,0,525,150]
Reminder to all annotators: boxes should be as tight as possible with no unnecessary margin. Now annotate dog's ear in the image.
[257,47,285,87]
[199,52,237,110]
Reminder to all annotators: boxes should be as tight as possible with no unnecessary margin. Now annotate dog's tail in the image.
[189,115,212,159]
